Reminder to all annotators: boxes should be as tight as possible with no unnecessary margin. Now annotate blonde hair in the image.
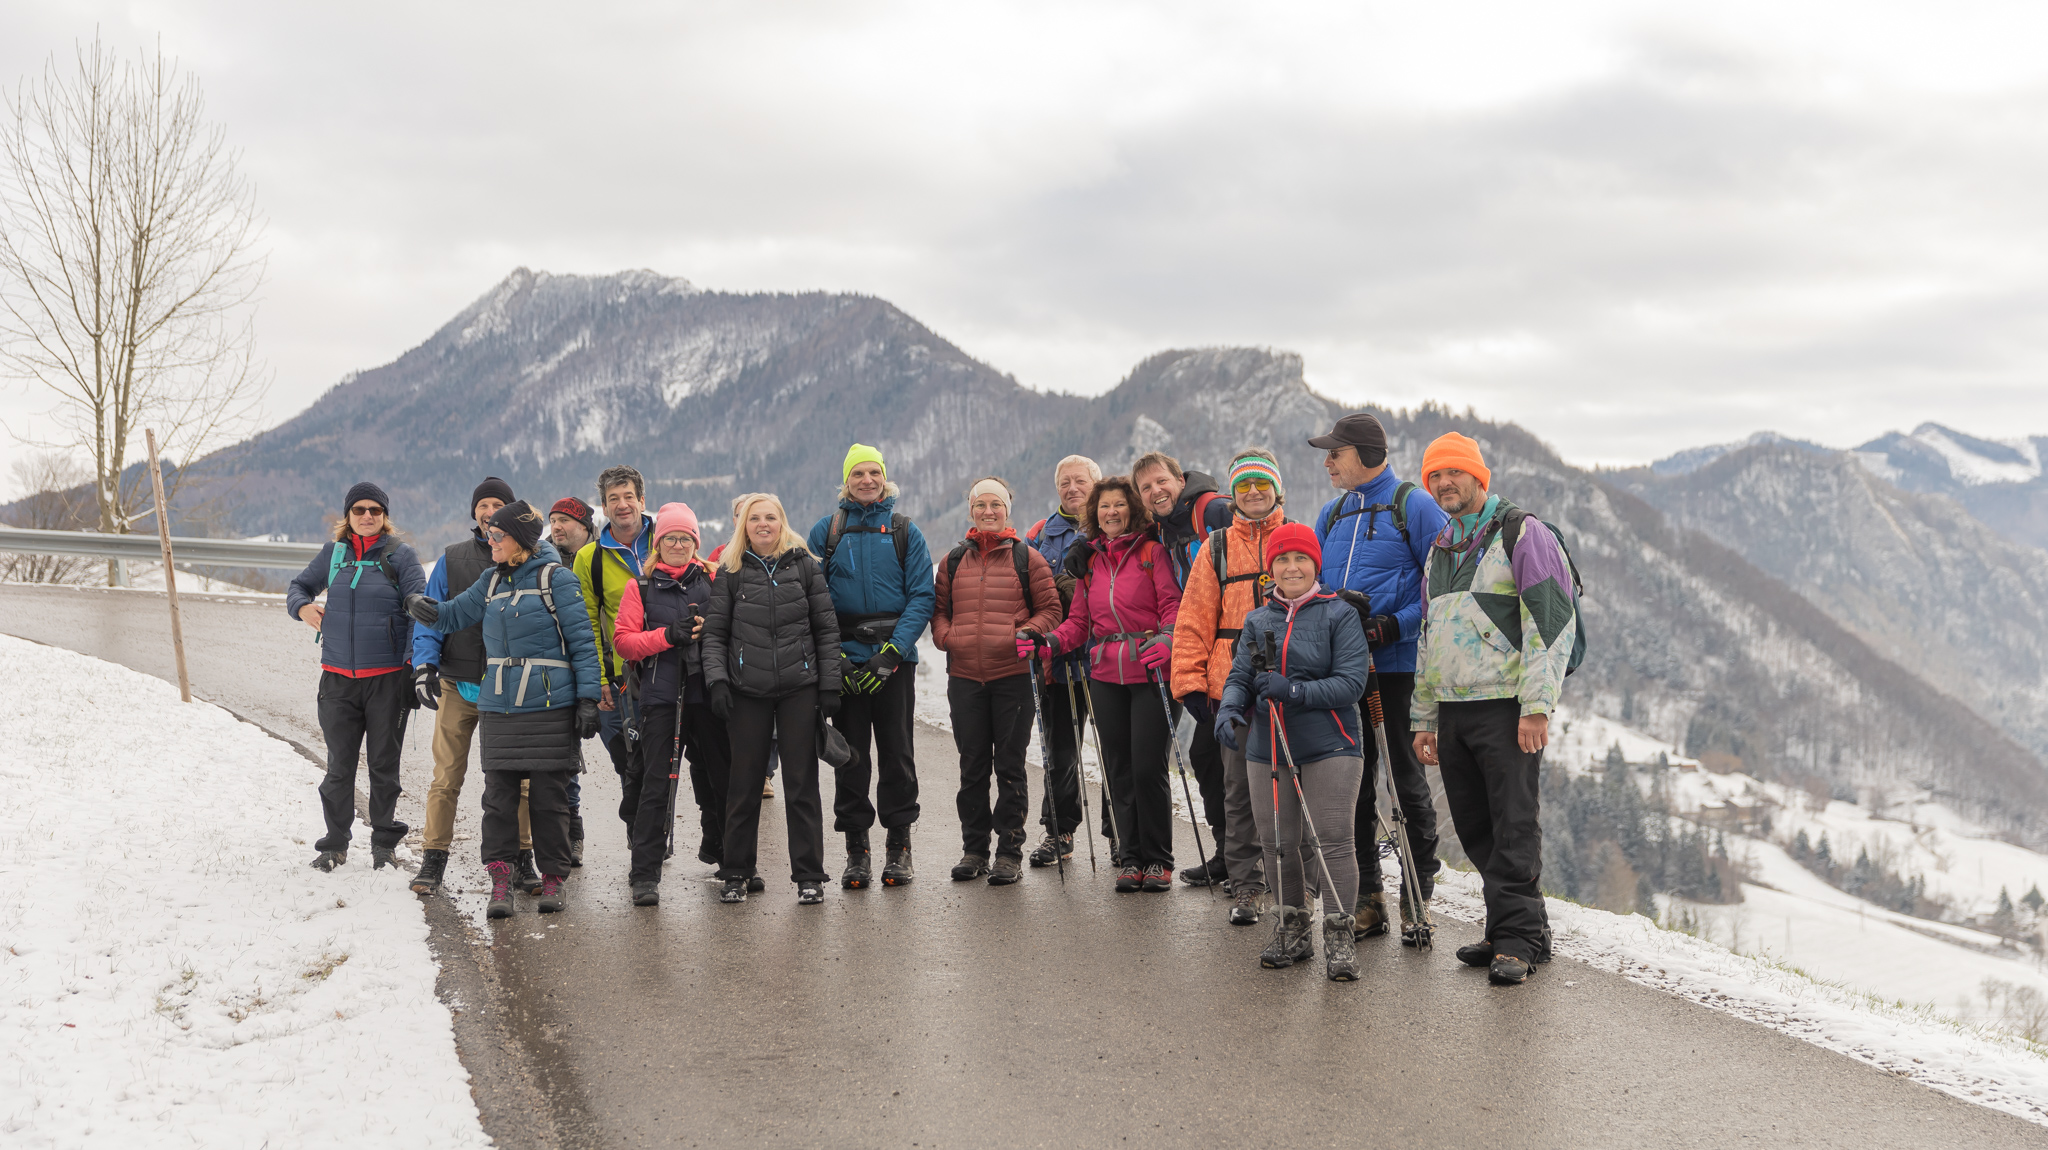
[721,493,814,572]
[330,517,401,543]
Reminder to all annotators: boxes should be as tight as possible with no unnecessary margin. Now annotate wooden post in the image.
[145,429,192,703]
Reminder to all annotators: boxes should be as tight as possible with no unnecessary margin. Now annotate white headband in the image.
[968,478,1012,511]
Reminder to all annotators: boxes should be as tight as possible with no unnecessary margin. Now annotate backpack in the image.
[823,509,911,570]
[1207,528,1269,597]
[1318,481,1419,545]
[1497,510,1588,677]
[943,538,1038,616]
[326,537,403,592]
[483,562,569,659]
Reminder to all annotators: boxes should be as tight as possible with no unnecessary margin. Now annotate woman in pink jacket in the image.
[1024,475,1182,892]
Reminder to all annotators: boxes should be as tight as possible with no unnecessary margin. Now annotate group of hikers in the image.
[284,412,1579,986]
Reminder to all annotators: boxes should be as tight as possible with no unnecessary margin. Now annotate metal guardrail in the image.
[0,525,321,569]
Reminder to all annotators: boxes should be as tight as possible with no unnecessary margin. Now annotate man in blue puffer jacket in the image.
[1024,453,1101,865]
[1309,412,1449,941]
[807,443,937,887]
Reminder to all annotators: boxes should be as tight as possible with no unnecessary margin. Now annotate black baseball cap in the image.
[1307,413,1389,465]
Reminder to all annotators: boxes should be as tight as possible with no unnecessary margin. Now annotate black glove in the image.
[1365,614,1400,649]
[413,664,441,711]
[1062,541,1094,581]
[820,691,841,720]
[664,615,690,645]
[1214,708,1245,752]
[1180,691,1213,726]
[709,681,734,721]
[575,697,599,739]
[868,642,904,680]
[404,593,439,625]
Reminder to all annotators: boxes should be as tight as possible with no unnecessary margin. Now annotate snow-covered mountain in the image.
[1850,423,2048,553]
[1650,431,1830,476]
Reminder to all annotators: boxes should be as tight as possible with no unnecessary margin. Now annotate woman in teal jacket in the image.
[409,501,602,918]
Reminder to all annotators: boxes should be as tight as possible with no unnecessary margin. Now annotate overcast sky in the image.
[5,0,2048,493]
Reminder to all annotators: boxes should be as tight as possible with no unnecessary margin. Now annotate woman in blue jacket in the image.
[1214,522,1371,981]
[287,481,426,875]
[408,501,602,918]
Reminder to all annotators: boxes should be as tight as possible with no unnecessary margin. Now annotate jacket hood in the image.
[968,526,1020,549]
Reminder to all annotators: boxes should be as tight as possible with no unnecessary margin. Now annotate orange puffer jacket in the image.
[933,529,1063,683]
[1171,506,1289,701]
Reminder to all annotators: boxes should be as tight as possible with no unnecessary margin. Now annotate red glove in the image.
[1137,636,1173,671]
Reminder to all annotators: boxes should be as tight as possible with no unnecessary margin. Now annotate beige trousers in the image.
[423,688,530,852]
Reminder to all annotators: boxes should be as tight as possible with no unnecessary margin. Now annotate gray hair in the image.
[1054,454,1102,482]
[596,464,644,501]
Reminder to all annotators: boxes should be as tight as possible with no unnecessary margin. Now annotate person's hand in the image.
[1364,615,1400,649]
[1179,692,1212,726]
[867,642,905,683]
[1414,731,1439,766]
[413,664,441,711]
[599,682,616,712]
[820,691,841,720]
[691,610,705,641]
[1062,542,1093,581]
[1015,630,1043,662]
[403,594,438,625]
[709,681,733,721]
[664,616,690,645]
[1518,713,1550,754]
[575,698,600,739]
[298,603,325,631]
[843,662,877,695]
[1213,709,1244,752]
[1253,670,1299,707]
[1137,634,1172,672]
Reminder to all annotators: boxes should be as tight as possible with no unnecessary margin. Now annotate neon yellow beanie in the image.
[843,443,887,482]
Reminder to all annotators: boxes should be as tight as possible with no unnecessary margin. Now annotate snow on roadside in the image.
[1427,868,2048,1128]
[0,633,489,1148]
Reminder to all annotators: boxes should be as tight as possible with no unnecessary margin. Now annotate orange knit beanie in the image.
[1419,432,1490,490]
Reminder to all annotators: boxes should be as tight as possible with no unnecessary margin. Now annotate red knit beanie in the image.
[1262,522,1322,571]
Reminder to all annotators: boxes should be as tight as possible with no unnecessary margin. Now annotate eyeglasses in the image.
[487,529,509,543]
[1232,478,1275,494]
[349,504,385,517]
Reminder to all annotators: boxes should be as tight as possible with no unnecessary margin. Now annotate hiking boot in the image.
[719,876,747,903]
[372,846,397,870]
[1456,938,1495,968]
[748,876,766,893]
[1490,954,1532,985]
[410,849,448,895]
[1180,849,1226,887]
[763,778,776,799]
[485,860,515,919]
[951,853,991,881]
[797,882,824,905]
[537,874,567,913]
[1399,888,1435,948]
[515,849,544,895]
[1353,891,1389,940]
[1114,863,1144,893]
[309,850,346,872]
[1324,914,1360,982]
[631,881,660,907]
[570,838,585,868]
[1141,863,1173,892]
[570,813,585,867]
[1259,907,1314,969]
[1229,886,1263,926]
[842,831,873,890]
[988,856,1024,886]
[1027,832,1073,868]
[882,827,914,886]
[1536,928,1554,965]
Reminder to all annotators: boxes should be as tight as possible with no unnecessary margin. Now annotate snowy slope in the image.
[0,634,487,1148]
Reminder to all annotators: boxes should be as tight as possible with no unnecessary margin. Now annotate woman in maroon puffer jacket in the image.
[1026,475,1182,893]
[933,477,1063,885]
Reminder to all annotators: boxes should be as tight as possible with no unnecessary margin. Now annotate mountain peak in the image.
[446,267,701,350]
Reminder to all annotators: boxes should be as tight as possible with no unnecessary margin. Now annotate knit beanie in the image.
[1420,432,1491,491]
[550,495,595,531]
[344,480,389,514]
[1262,522,1322,572]
[652,501,701,546]
[843,443,887,482]
[489,500,545,553]
[1226,453,1283,498]
[471,476,515,515]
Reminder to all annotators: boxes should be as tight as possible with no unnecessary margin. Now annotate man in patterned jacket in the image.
[1410,432,1577,987]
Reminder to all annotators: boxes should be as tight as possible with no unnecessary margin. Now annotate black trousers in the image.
[832,661,921,833]
[1357,671,1441,898]
[949,675,1035,859]
[1089,680,1174,868]
[1188,709,1225,850]
[600,690,639,816]
[724,687,827,884]
[483,769,575,876]
[314,670,412,852]
[1436,698,1549,961]
[1037,673,1089,834]
[630,702,732,884]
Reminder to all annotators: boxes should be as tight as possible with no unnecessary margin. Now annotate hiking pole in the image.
[1076,675,1127,869]
[1268,695,1344,919]
[1366,665,1432,950]
[663,605,700,862]
[1063,675,1100,873]
[1024,648,1066,884]
[1250,636,1284,915]
[1149,668,1217,900]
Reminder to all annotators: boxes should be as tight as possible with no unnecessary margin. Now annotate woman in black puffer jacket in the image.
[701,493,842,905]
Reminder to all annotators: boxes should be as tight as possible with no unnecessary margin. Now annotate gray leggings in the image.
[1246,754,1364,915]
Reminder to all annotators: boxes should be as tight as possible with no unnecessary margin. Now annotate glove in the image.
[709,681,734,721]
[413,664,441,711]
[1180,691,1212,726]
[664,615,690,645]
[1214,709,1244,752]
[575,697,600,739]
[867,642,905,682]
[1253,670,1301,708]
[820,691,841,720]
[1365,614,1400,649]
[1137,633,1172,672]
[1062,541,1094,581]
[404,593,439,625]
[1016,631,1042,662]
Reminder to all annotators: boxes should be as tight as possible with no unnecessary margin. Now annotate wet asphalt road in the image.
[4,580,2041,1149]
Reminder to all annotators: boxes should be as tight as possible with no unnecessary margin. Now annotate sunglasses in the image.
[487,529,509,543]
[349,504,385,517]
[1232,478,1275,493]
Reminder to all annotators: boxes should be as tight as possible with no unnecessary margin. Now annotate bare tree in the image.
[0,34,266,584]
[0,450,94,584]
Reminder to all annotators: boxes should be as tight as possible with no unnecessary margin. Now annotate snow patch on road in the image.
[0,633,489,1148]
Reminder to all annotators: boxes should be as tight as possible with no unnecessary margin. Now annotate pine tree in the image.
[2024,885,2044,913]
